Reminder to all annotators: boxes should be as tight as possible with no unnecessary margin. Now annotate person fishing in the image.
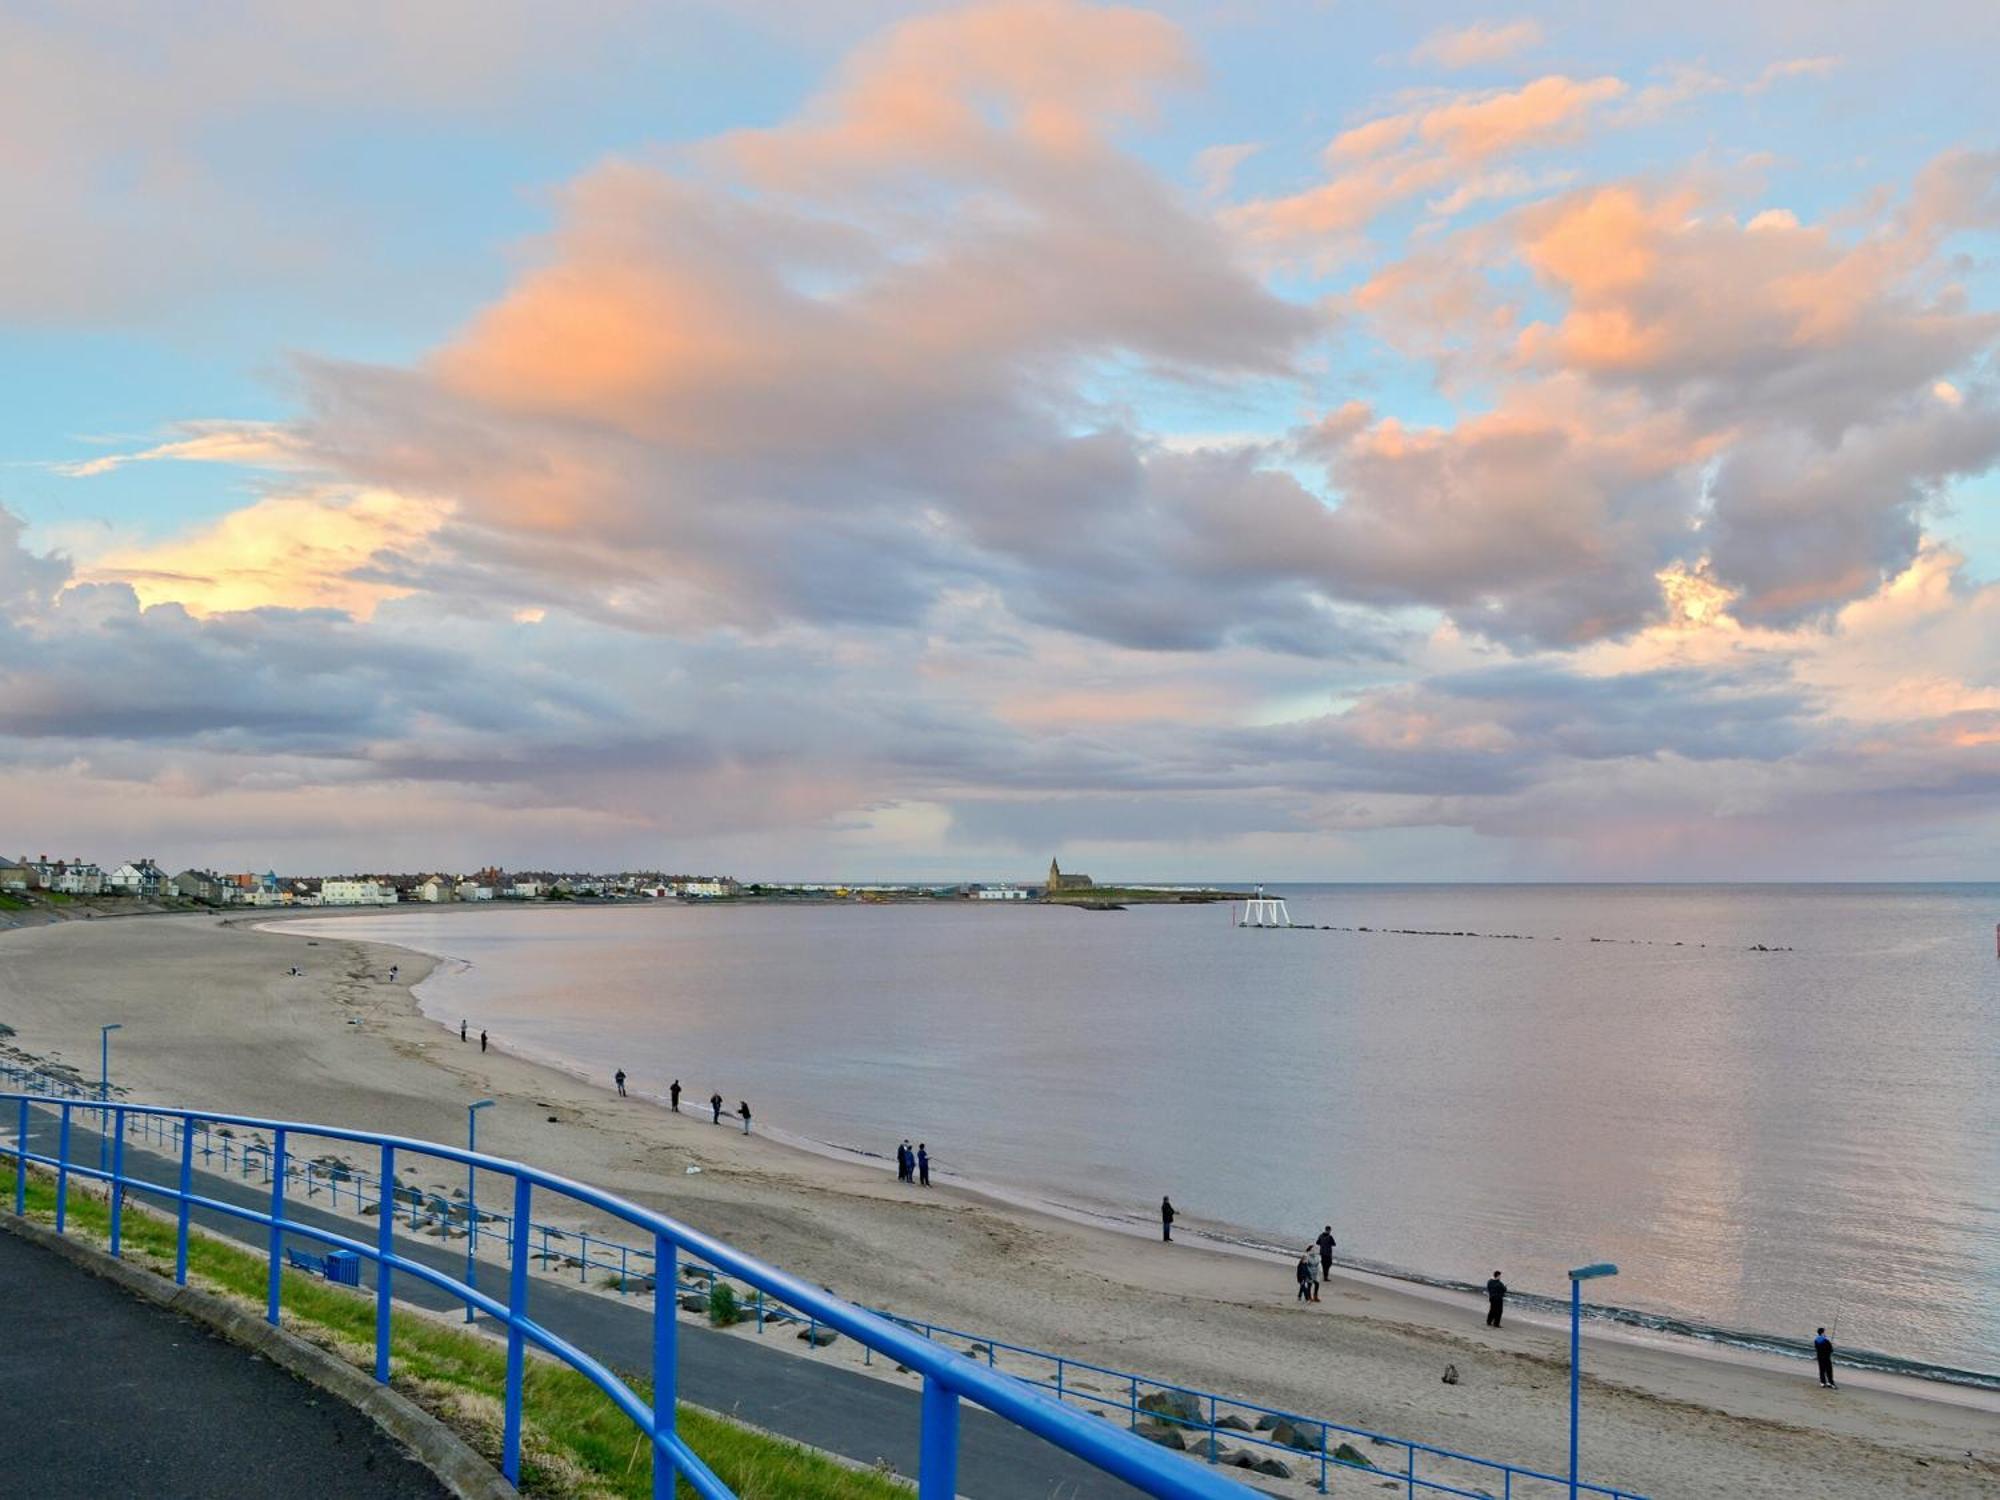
[1485,1271,1508,1328]
[1814,1327,1838,1389]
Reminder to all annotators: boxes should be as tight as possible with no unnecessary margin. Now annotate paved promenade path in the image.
[0,1225,449,1499]
[20,1113,1169,1499]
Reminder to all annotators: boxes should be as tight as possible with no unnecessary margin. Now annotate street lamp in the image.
[465,1099,495,1323]
[1568,1262,1618,1500]
[98,1024,122,1173]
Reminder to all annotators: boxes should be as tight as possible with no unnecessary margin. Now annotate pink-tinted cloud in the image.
[1409,19,1545,71]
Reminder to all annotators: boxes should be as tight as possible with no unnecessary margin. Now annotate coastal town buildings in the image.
[321,878,398,906]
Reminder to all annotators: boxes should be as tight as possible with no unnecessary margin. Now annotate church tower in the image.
[1048,857,1063,889]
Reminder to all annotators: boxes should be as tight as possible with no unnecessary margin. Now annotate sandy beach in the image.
[0,912,1993,1498]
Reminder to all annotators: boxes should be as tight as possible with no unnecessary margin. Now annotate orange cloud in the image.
[80,489,447,618]
[1234,74,1626,245]
[1409,20,1545,71]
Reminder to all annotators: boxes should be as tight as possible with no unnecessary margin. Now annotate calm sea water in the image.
[285,885,2000,1379]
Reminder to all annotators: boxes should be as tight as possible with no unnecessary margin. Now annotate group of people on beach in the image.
[458,1019,487,1051]
[896,1139,931,1186]
[1293,1227,1337,1301]
[605,1069,752,1133]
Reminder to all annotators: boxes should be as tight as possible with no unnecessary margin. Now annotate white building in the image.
[972,884,1028,900]
[415,875,455,903]
[678,878,736,898]
[51,861,105,895]
[105,860,168,898]
[502,879,543,900]
[455,881,494,902]
[321,879,397,906]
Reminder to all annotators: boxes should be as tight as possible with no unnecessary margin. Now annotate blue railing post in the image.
[651,1232,678,1500]
[503,1175,532,1483]
[266,1128,287,1324]
[55,1103,71,1234]
[1406,1441,1416,1497]
[919,1376,960,1499]
[375,1143,395,1384]
[176,1119,195,1285]
[1207,1395,1217,1464]
[13,1095,25,1215]
[109,1107,126,1258]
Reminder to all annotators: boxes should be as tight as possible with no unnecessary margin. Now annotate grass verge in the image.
[0,1164,909,1500]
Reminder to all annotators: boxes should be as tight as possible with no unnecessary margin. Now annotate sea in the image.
[279,884,2000,1385]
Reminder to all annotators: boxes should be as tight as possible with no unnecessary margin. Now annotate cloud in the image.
[54,422,311,477]
[1230,74,1626,245]
[77,489,450,618]
[1409,20,1546,72]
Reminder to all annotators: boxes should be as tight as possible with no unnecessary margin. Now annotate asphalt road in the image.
[0,1225,450,1500]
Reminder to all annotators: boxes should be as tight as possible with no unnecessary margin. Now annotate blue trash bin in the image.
[324,1250,361,1286]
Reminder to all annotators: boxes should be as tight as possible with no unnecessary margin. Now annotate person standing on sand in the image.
[737,1100,751,1136]
[669,1079,681,1113]
[1485,1272,1507,1328]
[1160,1196,1175,1243]
[710,1091,723,1124]
[917,1143,930,1187]
[898,1139,913,1182]
[390,964,398,982]
[1295,1252,1314,1303]
[614,1068,626,1098]
[1316,1225,1336,1282]
[461,1020,468,1042]
[1814,1328,1838,1389]
[480,1029,488,1053]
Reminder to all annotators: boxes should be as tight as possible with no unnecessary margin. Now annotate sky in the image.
[3,0,1999,881]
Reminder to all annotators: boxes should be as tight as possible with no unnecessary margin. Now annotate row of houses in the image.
[0,856,172,897]
[1,854,739,908]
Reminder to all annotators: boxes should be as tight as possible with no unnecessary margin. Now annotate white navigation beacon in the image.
[1238,884,1293,928]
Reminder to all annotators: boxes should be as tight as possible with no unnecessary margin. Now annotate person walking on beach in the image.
[1814,1328,1838,1389]
[1160,1196,1176,1243]
[479,1029,488,1054]
[917,1143,930,1187]
[614,1068,626,1098]
[1295,1251,1315,1303]
[1316,1225,1336,1282]
[737,1100,752,1136]
[709,1091,723,1124]
[1306,1247,1323,1302]
[460,1019,468,1042]
[670,1079,681,1113]
[1485,1272,1508,1328]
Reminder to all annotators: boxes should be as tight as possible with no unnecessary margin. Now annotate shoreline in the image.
[2,913,1994,1498]
[257,908,1999,1398]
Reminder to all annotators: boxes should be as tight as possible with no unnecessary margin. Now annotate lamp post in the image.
[98,1024,122,1173]
[1568,1262,1618,1500]
[465,1099,494,1323]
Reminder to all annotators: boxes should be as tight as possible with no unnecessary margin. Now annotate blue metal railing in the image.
[0,1064,1648,1498]
[5,1088,1254,1499]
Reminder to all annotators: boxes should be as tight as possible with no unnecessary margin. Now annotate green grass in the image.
[0,1165,908,1500]
[0,893,29,912]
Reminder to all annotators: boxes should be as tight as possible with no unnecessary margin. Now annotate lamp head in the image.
[102,1023,123,1033]
[470,1098,495,1113]
[1568,1262,1619,1281]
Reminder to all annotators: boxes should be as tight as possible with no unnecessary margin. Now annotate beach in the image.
[0,912,1993,1499]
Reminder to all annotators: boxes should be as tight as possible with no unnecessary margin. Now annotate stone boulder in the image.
[1137,1389,1204,1427]
[1215,1414,1253,1432]
[798,1327,839,1347]
[1331,1442,1375,1469]
[1270,1420,1323,1454]
[1134,1422,1187,1452]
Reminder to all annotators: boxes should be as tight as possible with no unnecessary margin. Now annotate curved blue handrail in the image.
[4,1089,1251,1499]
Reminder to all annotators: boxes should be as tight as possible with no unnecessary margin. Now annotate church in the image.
[1045,858,1094,891]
